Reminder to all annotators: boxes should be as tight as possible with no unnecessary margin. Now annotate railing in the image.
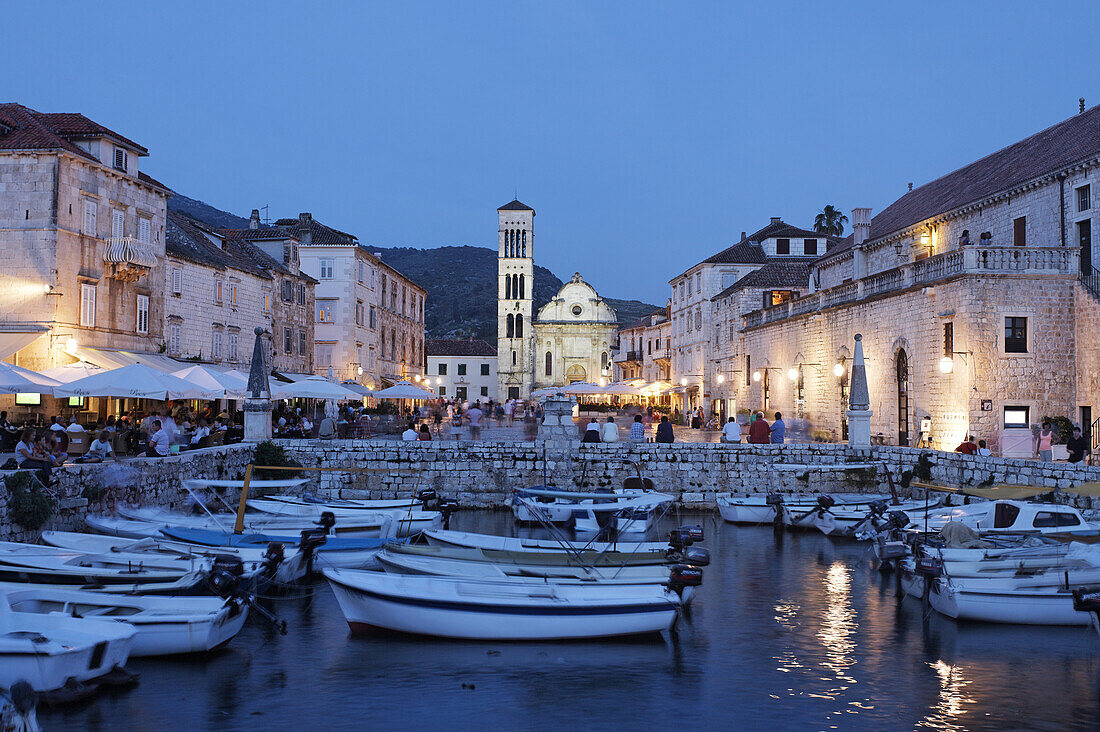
[1080,265,1100,299]
[743,245,1078,329]
[103,237,157,281]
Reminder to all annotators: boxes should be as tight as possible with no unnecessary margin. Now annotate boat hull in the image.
[930,582,1091,626]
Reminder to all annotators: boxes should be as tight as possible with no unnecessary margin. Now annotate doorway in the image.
[896,350,910,446]
[1079,220,1093,272]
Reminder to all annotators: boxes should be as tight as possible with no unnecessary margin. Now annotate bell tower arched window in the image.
[512,350,517,365]
[505,275,511,299]
[506,314,514,338]
[519,274,525,299]
[521,229,526,257]
[515,314,523,337]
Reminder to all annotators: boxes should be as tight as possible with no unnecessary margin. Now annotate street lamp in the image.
[833,362,845,378]
[938,356,954,374]
[680,377,687,386]
[716,374,724,384]
[357,366,363,376]
[752,370,761,382]
[787,367,798,381]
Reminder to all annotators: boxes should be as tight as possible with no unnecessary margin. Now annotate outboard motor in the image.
[260,542,285,585]
[207,555,245,598]
[680,524,705,543]
[680,546,711,567]
[437,499,460,529]
[667,564,704,598]
[1072,586,1100,621]
[886,511,910,530]
[765,493,785,506]
[915,555,944,577]
[416,488,438,506]
[816,495,836,511]
[868,499,889,517]
[667,528,694,551]
[315,511,336,533]
[298,528,329,577]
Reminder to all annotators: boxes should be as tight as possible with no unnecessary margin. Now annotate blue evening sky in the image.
[4,1,1097,304]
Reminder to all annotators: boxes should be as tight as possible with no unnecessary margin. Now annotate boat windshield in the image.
[993,502,1021,529]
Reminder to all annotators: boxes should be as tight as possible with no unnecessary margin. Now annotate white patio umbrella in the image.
[53,363,222,400]
[372,380,436,400]
[602,382,642,396]
[270,376,360,400]
[40,361,105,383]
[560,381,606,396]
[171,365,249,398]
[0,362,61,394]
[531,386,563,399]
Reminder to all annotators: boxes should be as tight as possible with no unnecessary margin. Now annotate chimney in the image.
[740,231,746,241]
[770,217,781,224]
[1081,97,1086,114]
[852,208,872,247]
[249,209,261,230]
[298,213,312,246]
[907,182,913,192]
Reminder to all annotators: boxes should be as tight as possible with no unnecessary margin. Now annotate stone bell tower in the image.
[496,199,535,400]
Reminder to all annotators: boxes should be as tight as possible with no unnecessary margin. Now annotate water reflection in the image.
[919,660,973,731]
[818,562,857,691]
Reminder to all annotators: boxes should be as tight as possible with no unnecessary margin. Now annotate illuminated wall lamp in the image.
[752,370,761,382]
[833,362,845,378]
[716,374,724,384]
[787,367,798,380]
[939,351,970,374]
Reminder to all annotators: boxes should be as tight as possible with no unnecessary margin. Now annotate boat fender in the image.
[680,524,705,542]
[680,547,711,567]
[817,495,836,510]
[315,512,336,532]
[6,680,36,719]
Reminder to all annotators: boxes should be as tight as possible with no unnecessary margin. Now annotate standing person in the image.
[691,408,702,429]
[467,403,484,440]
[1067,427,1089,464]
[601,415,619,443]
[146,420,170,458]
[748,412,771,444]
[721,417,742,444]
[630,414,646,443]
[770,412,786,444]
[1037,422,1055,462]
[655,416,675,444]
[582,417,601,443]
[450,409,463,440]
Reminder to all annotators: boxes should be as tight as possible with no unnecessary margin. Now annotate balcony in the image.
[743,245,1078,329]
[103,237,157,282]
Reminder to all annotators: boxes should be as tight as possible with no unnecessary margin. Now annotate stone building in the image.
[426,339,497,401]
[669,219,831,414]
[613,303,672,385]
[722,105,1100,454]
[163,212,273,367]
[495,200,618,398]
[373,256,426,382]
[0,104,170,370]
[220,213,317,375]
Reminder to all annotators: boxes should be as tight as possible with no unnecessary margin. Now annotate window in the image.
[694,309,702,330]
[169,267,182,295]
[438,363,448,375]
[458,363,467,376]
[390,329,396,360]
[319,259,334,279]
[1013,216,1026,246]
[136,294,149,334]
[1078,185,1091,212]
[357,260,365,283]
[229,332,239,361]
[506,314,514,338]
[1004,316,1028,353]
[512,350,517,366]
[111,209,124,239]
[299,330,307,357]
[355,300,364,326]
[456,386,468,400]
[283,327,293,354]
[169,323,181,354]
[515,314,523,337]
[764,290,797,307]
[297,283,306,305]
[1004,406,1030,428]
[480,386,489,397]
[318,301,334,323]
[438,386,446,396]
[943,322,953,357]
[481,363,490,376]
[212,331,223,360]
[263,293,271,314]
[83,200,97,235]
[804,238,818,255]
[215,280,223,303]
[316,344,332,367]
[369,306,376,329]
[230,283,238,305]
[545,351,552,376]
[281,279,293,302]
[138,218,151,244]
[776,238,790,255]
[687,279,693,297]
[80,283,96,327]
[113,146,127,172]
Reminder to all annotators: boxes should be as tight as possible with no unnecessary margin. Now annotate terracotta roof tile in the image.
[425,339,497,357]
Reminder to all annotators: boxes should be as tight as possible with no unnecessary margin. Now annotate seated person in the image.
[954,436,978,455]
[418,423,433,441]
[190,418,210,446]
[401,423,418,441]
[146,420,170,458]
[78,430,119,463]
[15,428,54,482]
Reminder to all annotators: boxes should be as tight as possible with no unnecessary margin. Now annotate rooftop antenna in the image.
[260,204,270,225]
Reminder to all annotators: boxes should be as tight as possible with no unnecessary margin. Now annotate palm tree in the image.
[814,205,848,237]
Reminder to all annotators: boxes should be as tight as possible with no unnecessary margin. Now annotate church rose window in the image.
[571,305,582,316]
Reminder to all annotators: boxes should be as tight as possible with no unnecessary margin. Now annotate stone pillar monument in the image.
[243,327,273,443]
[846,333,872,447]
[536,395,577,453]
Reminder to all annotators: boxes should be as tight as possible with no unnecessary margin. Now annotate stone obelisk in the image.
[243,327,273,442]
[846,333,872,446]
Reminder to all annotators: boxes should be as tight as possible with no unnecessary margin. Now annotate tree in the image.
[814,205,848,237]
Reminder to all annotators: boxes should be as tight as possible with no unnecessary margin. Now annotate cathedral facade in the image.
[496,200,617,399]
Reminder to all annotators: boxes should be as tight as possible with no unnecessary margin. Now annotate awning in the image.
[73,346,188,374]
[914,481,1051,500]
[0,326,49,360]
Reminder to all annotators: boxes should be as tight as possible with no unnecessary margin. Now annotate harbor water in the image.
[40,510,1100,731]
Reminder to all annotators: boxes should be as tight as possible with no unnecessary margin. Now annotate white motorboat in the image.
[376,548,676,582]
[904,500,1100,536]
[97,505,429,538]
[0,541,213,588]
[325,569,681,640]
[258,494,420,511]
[245,498,441,531]
[928,576,1092,626]
[1,584,249,656]
[0,593,135,692]
[511,487,674,534]
[383,542,677,567]
[716,493,895,525]
[422,528,676,553]
[811,499,938,537]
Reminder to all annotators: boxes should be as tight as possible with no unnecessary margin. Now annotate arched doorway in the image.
[896,350,910,446]
[566,364,586,383]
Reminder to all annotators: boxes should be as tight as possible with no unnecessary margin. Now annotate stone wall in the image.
[0,444,254,543]
[277,439,1100,510]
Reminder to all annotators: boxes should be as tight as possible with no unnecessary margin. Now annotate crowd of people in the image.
[399,397,544,442]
